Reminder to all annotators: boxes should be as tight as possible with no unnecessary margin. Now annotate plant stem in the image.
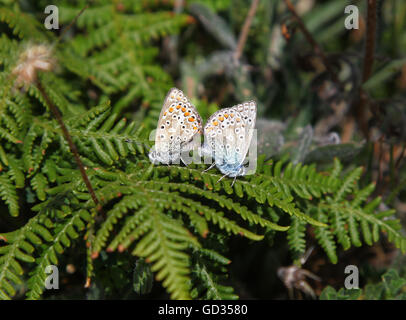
[283,0,340,86]
[356,0,378,139]
[36,79,101,211]
[234,0,260,61]
[362,0,377,83]
[56,3,89,44]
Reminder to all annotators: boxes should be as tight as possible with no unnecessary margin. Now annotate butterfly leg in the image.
[230,175,238,187]
[217,173,229,183]
[203,162,216,172]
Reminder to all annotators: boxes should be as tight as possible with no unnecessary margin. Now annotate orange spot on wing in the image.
[236,118,241,122]
[176,104,181,109]
[213,121,218,126]
[224,114,229,118]
[188,117,195,122]
[219,116,224,122]
[164,112,167,116]
[184,112,190,116]
[230,113,234,117]
[181,107,186,112]
[169,107,174,112]
[193,126,197,130]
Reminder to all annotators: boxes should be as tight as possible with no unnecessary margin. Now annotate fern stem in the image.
[234,0,260,61]
[56,3,89,44]
[35,80,101,211]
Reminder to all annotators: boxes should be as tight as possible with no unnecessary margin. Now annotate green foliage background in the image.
[0,0,405,300]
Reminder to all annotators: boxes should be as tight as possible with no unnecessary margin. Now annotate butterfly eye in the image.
[166,121,170,125]
[161,125,165,129]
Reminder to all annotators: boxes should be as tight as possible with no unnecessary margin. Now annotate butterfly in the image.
[149,88,256,185]
[201,101,257,186]
[148,88,203,165]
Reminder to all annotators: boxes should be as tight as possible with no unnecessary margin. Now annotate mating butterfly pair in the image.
[149,88,256,184]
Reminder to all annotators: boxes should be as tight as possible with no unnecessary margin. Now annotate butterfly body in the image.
[216,162,246,178]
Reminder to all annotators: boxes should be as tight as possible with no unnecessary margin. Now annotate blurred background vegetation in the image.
[1,0,406,299]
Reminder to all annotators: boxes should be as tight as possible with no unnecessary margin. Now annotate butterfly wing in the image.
[151,88,202,164]
[234,100,257,164]
[203,101,256,175]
